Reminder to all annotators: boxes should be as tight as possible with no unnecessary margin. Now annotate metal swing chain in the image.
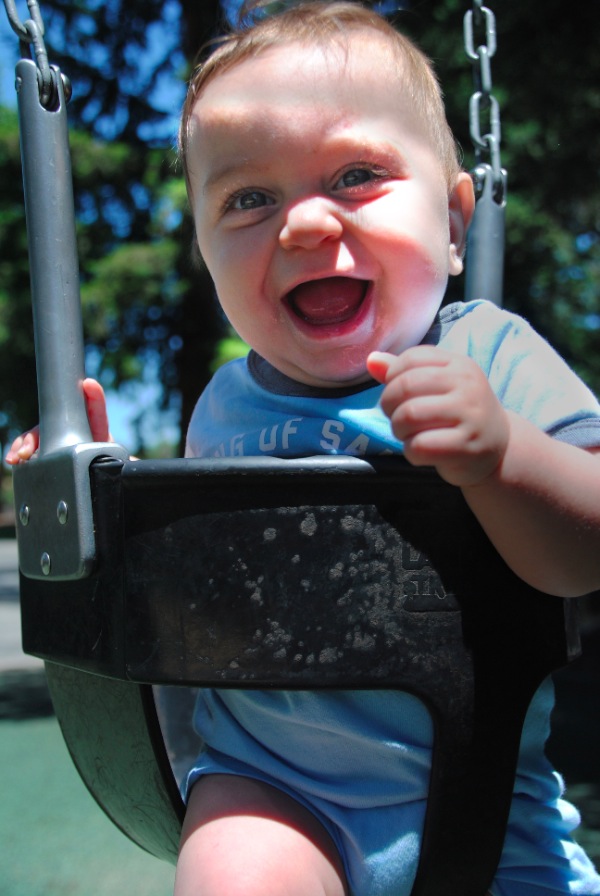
[463,0,506,306]
[463,0,506,204]
[2,0,70,108]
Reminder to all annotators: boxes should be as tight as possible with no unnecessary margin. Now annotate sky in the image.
[0,12,19,105]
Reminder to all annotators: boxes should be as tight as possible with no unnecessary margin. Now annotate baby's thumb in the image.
[82,378,111,443]
[367,351,395,384]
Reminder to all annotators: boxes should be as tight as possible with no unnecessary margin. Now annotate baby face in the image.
[187,34,473,387]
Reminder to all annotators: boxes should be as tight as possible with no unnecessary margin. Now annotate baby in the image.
[8,3,600,895]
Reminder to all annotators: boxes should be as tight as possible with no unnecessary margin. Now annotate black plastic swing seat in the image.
[16,455,580,896]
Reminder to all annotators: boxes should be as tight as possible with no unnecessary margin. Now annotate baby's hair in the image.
[179,0,461,195]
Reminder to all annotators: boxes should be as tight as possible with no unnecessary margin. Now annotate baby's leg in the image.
[175,774,348,896]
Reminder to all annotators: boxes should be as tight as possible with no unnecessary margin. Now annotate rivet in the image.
[40,552,51,576]
[19,504,30,526]
[57,500,68,524]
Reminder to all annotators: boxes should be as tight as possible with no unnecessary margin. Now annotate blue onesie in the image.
[184,300,600,896]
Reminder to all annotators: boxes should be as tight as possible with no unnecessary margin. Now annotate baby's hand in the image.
[5,378,111,465]
[367,346,510,487]
[5,427,40,465]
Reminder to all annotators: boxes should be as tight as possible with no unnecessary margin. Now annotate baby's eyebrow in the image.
[201,157,258,195]
[202,165,240,194]
[199,135,408,197]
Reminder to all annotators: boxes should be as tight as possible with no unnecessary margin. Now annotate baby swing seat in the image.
[16,451,581,896]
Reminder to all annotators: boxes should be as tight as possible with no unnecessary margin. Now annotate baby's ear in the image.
[448,172,475,276]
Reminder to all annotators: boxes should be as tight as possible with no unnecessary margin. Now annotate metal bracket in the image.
[11,54,129,580]
[464,163,507,305]
[13,442,128,580]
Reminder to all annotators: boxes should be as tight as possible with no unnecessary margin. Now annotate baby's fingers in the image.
[83,378,111,443]
[5,378,111,466]
[5,428,40,465]
[367,346,453,385]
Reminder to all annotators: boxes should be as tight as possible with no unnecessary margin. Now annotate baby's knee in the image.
[175,775,347,896]
[175,817,345,896]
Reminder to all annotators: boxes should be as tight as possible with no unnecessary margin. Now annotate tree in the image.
[0,108,39,507]
[398,0,600,390]
[0,0,229,462]
[40,0,229,455]
[1,0,598,473]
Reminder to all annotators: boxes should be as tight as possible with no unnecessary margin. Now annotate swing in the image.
[4,2,582,895]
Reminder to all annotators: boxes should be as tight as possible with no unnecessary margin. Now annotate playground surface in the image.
[0,539,175,895]
[1,537,599,894]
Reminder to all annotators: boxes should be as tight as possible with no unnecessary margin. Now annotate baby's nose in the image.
[279,197,343,250]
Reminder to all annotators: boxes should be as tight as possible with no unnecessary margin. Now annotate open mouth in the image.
[286,277,369,327]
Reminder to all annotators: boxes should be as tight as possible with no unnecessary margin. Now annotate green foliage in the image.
[401,0,600,393]
[0,109,38,437]
[211,331,249,372]
[0,109,37,513]
[1,0,599,482]
[0,0,227,462]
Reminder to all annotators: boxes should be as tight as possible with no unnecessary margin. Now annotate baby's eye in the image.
[334,167,386,190]
[228,190,274,211]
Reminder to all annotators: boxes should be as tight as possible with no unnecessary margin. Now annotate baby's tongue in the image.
[288,277,366,325]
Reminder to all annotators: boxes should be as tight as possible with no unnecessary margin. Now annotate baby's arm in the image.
[5,378,111,464]
[367,347,600,598]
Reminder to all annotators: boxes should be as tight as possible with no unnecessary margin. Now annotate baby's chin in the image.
[274,353,377,390]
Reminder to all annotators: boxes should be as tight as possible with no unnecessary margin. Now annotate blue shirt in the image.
[187,301,600,458]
